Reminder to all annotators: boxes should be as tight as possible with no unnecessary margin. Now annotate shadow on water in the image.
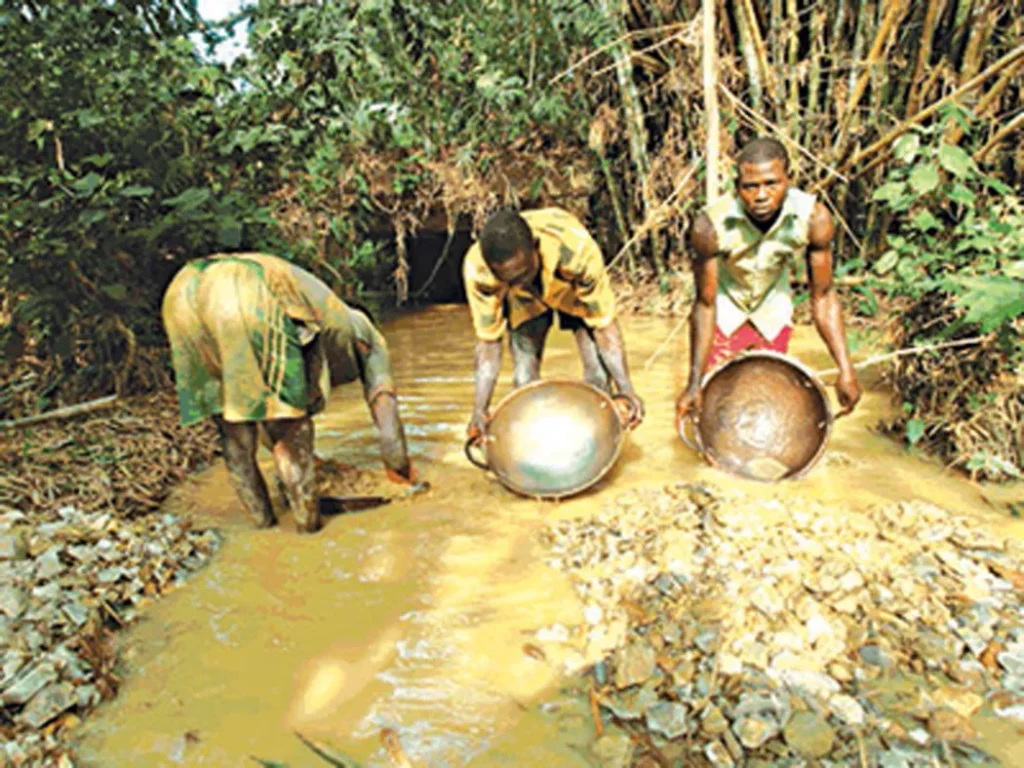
[73,307,1023,767]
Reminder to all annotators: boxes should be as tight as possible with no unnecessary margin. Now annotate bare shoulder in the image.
[688,212,717,259]
[808,201,835,248]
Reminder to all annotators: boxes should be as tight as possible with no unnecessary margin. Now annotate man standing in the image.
[462,208,644,443]
[676,137,861,427]
[162,252,415,533]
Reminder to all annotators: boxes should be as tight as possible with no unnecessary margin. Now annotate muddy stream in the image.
[73,307,1024,767]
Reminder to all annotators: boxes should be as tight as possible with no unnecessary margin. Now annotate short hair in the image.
[736,137,790,172]
[480,210,533,265]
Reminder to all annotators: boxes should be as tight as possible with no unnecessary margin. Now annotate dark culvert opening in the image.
[403,228,474,305]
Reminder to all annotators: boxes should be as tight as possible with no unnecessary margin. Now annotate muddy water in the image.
[74,307,1024,767]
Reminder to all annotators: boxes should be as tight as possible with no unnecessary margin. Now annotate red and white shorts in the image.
[705,321,792,372]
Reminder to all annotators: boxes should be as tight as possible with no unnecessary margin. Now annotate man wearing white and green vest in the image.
[676,137,861,429]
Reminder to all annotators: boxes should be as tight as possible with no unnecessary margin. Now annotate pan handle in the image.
[678,413,702,453]
[464,437,490,471]
[611,393,639,428]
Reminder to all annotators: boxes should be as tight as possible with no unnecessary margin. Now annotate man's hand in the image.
[466,411,489,445]
[675,386,703,435]
[835,368,861,416]
[614,391,645,430]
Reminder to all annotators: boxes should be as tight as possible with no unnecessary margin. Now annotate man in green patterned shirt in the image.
[676,137,861,430]
[161,252,416,533]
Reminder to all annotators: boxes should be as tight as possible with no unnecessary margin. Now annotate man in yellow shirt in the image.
[162,252,416,534]
[462,208,644,443]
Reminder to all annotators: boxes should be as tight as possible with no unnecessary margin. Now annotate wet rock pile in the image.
[0,505,221,766]
[540,483,1024,767]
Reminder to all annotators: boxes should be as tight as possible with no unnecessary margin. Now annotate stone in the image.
[702,704,729,736]
[997,651,1024,677]
[774,670,840,702]
[645,701,689,740]
[750,585,784,616]
[613,642,656,689]
[0,586,27,619]
[17,682,75,729]
[783,711,835,758]
[733,714,779,749]
[860,644,895,668]
[592,732,634,767]
[828,662,853,683]
[931,686,983,719]
[75,684,101,708]
[927,709,976,742]
[828,694,866,727]
[34,548,64,581]
[1,662,57,705]
[722,729,744,762]
[0,533,28,561]
[704,741,735,767]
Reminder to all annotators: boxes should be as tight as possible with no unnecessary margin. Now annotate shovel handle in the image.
[464,437,490,471]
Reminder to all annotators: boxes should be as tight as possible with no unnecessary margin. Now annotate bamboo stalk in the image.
[704,0,719,205]
[740,0,778,105]
[943,0,998,144]
[733,0,764,108]
[835,0,906,152]
[839,43,1024,178]
[785,0,800,163]
[905,0,947,116]
[807,7,826,128]
[975,110,1024,161]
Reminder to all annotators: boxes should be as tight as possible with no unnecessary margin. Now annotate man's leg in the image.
[509,311,554,387]
[264,416,319,533]
[215,417,276,529]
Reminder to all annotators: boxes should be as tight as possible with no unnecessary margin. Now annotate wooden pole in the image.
[703,0,720,204]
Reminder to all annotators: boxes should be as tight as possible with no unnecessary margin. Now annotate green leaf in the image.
[1005,261,1024,280]
[910,209,941,232]
[948,184,976,205]
[26,119,49,141]
[218,218,243,248]
[953,275,1024,332]
[906,418,925,446]
[100,284,127,301]
[892,134,919,163]
[71,172,104,197]
[908,164,940,194]
[937,144,973,178]
[874,249,899,275]
[78,209,107,226]
[118,185,155,198]
[982,176,1012,195]
[164,187,211,212]
[76,109,105,129]
[872,181,906,202]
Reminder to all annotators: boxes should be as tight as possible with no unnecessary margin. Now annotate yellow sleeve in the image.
[462,244,508,341]
[564,237,617,329]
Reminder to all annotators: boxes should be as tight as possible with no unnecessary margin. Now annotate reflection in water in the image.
[74,306,1023,767]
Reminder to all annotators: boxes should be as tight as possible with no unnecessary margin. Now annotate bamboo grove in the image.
[1,0,1022,477]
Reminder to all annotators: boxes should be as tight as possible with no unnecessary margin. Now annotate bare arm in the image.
[806,202,861,414]
[592,320,636,396]
[685,212,719,393]
[368,392,413,479]
[471,338,503,430]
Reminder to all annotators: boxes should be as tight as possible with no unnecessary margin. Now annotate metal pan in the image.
[465,378,636,499]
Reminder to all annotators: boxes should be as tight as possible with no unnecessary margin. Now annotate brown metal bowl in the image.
[685,351,833,482]
[465,378,634,499]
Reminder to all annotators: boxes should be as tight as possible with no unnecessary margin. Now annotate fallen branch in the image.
[0,394,118,430]
[816,335,990,378]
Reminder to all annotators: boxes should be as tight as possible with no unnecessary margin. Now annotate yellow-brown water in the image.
[73,307,1024,766]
